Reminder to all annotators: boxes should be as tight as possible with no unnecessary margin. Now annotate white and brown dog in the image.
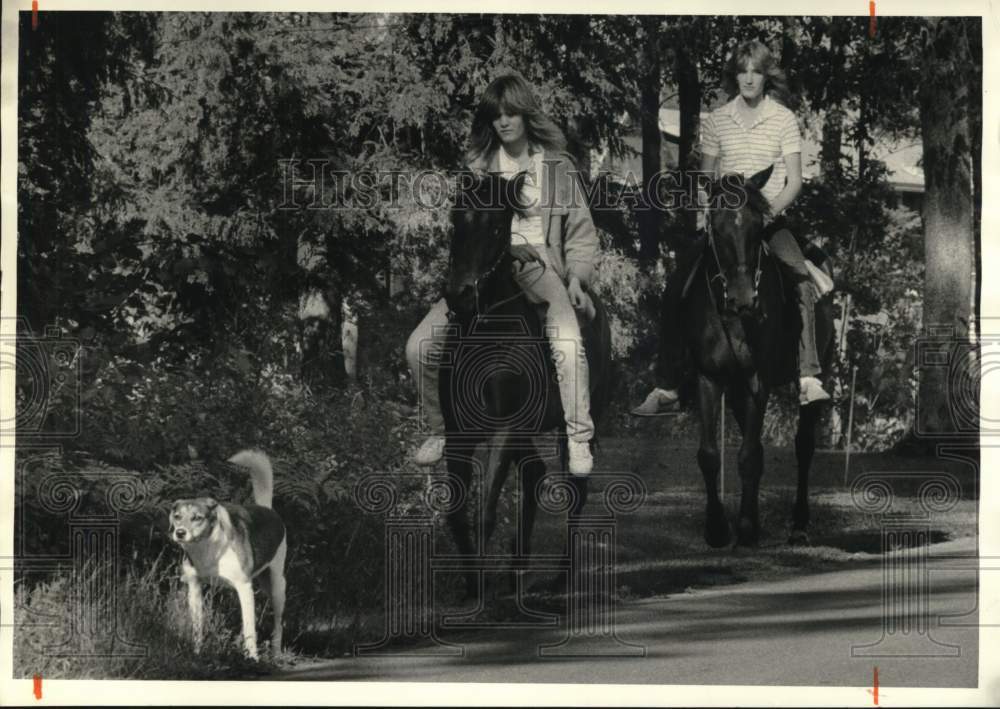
[168,449,287,660]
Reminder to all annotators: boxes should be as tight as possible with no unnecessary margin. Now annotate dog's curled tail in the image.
[228,449,274,508]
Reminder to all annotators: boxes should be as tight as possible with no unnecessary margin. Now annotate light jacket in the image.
[467,149,600,288]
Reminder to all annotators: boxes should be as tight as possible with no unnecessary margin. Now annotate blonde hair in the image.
[722,40,796,109]
[466,73,566,164]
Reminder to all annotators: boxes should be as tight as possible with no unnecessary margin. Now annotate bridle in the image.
[700,203,768,386]
[449,228,545,319]
[703,205,765,313]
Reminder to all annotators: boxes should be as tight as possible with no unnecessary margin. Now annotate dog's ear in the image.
[203,498,219,514]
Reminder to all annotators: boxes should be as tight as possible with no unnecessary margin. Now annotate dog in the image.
[168,449,287,660]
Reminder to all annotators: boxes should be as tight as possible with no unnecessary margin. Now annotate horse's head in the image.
[705,165,774,315]
[445,171,526,315]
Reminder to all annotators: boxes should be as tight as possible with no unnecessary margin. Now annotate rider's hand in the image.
[567,276,587,310]
[695,187,709,232]
[510,243,543,266]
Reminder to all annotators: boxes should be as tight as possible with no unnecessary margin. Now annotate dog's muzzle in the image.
[172,528,189,542]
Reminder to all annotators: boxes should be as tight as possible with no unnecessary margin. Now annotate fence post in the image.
[844,364,858,487]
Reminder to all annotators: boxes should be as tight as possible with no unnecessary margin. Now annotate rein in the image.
[454,230,548,319]
[472,245,513,316]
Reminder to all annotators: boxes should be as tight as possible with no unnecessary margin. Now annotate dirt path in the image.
[277,537,978,687]
[273,439,980,687]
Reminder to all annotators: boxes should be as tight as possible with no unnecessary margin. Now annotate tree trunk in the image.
[856,93,868,184]
[915,17,977,438]
[675,43,701,236]
[341,297,358,380]
[637,17,662,267]
[820,107,844,184]
[969,23,983,343]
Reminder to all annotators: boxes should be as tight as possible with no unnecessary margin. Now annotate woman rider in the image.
[632,39,831,415]
[406,73,600,476]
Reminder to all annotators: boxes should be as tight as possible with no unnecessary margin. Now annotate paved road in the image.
[278,538,979,688]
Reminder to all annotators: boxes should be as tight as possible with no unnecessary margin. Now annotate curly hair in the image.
[466,73,567,164]
[721,40,797,110]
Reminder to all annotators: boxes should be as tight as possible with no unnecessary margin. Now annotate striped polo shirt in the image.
[700,94,802,205]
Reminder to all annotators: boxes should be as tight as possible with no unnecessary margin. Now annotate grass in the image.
[14,553,298,680]
[488,436,979,604]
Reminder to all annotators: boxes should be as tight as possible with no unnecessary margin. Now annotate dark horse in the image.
[440,171,613,595]
[683,166,834,548]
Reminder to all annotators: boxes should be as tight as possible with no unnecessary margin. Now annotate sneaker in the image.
[414,435,446,466]
[567,440,594,476]
[630,388,680,416]
[799,377,831,405]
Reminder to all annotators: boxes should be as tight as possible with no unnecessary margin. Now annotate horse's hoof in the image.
[788,530,811,546]
[734,518,759,548]
[704,506,732,548]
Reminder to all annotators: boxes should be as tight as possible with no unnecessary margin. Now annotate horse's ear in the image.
[747,165,774,192]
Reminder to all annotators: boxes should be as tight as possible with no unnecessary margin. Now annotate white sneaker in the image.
[799,377,831,405]
[567,440,594,476]
[414,435,446,466]
[630,388,680,416]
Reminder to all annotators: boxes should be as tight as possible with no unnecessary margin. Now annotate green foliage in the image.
[839,208,924,449]
[591,234,665,361]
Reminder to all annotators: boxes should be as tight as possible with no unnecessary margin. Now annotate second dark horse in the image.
[439,171,613,597]
[682,166,835,548]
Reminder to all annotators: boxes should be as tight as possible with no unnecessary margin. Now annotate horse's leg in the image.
[477,430,522,602]
[482,431,516,545]
[729,383,767,547]
[444,439,478,599]
[515,447,547,559]
[697,375,730,548]
[790,402,822,545]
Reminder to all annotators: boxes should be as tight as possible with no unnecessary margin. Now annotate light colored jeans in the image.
[405,252,594,442]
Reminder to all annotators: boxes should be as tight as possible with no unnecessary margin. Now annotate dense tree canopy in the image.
[15,12,982,451]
